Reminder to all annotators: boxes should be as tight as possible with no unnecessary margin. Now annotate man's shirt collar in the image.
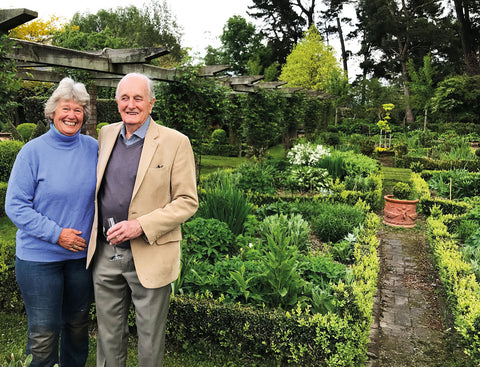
[120,117,150,145]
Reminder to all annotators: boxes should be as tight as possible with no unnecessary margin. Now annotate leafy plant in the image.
[310,203,365,243]
[286,166,331,193]
[234,162,276,195]
[182,217,237,263]
[392,182,413,200]
[409,161,424,173]
[258,213,310,253]
[6,351,32,367]
[197,172,252,236]
[258,233,306,309]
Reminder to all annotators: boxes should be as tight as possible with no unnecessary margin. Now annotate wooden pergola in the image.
[1,8,319,136]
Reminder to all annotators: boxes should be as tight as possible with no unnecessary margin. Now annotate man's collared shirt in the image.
[120,117,151,146]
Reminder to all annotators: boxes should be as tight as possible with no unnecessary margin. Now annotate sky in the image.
[1,0,255,57]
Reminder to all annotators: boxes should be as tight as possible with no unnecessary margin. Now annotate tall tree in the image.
[452,0,480,75]
[407,53,436,131]
[279,25,346,94]
[318,0,354,77]
[64,0,183,66]
[205,15,274,76]
[248,0,311,64]
[8,15,66,44]
[356,0,447,124]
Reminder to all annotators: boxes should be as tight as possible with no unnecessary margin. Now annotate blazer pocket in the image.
[143,166,170,190]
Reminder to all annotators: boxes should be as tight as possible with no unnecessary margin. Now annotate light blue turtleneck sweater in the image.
[5,124,98,262]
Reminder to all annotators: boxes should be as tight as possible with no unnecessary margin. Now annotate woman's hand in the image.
[58,228,87,252]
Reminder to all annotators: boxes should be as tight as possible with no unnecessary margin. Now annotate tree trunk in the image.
[398,39,414,124]
[453,0,480,76]
[336,16,348,76]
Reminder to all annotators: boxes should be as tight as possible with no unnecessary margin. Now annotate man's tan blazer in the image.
[86,120,198,289]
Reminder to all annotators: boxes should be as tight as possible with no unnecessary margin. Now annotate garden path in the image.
[366,156,468,367]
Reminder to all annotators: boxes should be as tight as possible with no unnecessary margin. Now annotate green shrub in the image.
[0,238,23,312]
[197,172,252,236]
[0,182,7,217]
[29,121,47,140]
[16,123,36,142]
[258,213,310,253]
[392,182,413,200]
[410,161,424,173]
[182,217,237,264]
[310,203,365,243]
[96,122,109,135]
[0,140,23,182]
[211,128,227,144]
[234,162,276,195]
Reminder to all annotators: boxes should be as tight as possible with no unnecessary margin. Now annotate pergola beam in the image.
[0,8,37,33]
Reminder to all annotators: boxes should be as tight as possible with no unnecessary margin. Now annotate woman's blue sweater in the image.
[5,125,98,262]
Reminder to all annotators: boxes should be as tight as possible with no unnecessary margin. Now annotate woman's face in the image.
[52,99,84,136]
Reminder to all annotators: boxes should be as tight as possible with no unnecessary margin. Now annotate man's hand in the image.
[107,219,143,245]
[58,228,87,252]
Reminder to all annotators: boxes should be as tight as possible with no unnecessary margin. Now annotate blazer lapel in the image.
[131,120,159,200]
[96,123,122,192]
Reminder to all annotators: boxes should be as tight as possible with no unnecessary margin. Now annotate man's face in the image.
[116,75,155,131]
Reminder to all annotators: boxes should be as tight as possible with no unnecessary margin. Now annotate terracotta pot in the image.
[383,194,419,228]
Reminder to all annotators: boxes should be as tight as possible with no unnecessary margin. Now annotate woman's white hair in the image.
[44,77,91,123]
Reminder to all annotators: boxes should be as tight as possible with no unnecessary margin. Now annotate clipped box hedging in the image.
[395,156,480,172]
[166,212,380,366]
[0,140,23,183]
[427,215,480,363]
[97,99,121,123]
[420,197,471,216]
[0,182,7,217]
[0,238,23,312]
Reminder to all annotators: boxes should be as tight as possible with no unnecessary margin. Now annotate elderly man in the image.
[87,72,198,366]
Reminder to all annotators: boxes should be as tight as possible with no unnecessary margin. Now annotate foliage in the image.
[57,0,183,65]
[197,171,252,236]
[154,67,233,149]
[410,161,424,173]
[377,103,394,149]
[258,213,310,253]
[428,170,480,200]
[279,25,346,95]
[392,182,413,200]
[286,166,331,193]
[258,234,306,309]
[9,15,66,44]
[233,162,277,195]
[427,215,480,364]
[29,121,47,140]
[239,90,285,157]
[181,217,237,264]
[431,75,480,123]
[16,123,36,142]
[0,141,24,183]
[310,203,365,243]
[206,15,275,77]
[407,53,436,128]
[0,35,21,131]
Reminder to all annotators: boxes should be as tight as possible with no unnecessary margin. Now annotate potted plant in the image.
[383,182,419,228]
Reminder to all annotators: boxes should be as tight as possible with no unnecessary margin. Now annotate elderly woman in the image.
[5,77,97,367]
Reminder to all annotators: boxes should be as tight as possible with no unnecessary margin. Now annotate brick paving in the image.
[366,223,466,367]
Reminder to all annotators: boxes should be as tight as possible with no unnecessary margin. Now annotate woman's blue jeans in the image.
[16,257,93,367]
